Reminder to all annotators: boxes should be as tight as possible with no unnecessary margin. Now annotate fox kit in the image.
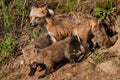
[33,33,52,49]
[21,33,52,71]
[29,5,97,55]
[22,37,75,77]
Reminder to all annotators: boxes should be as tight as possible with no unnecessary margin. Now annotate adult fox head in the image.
[29,6,54,27]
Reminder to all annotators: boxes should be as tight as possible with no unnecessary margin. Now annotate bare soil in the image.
[1,46,120,80]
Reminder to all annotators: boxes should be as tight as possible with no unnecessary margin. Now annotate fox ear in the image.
[43,5,48,9]
[31,6,36,9]
[48,9,54,16]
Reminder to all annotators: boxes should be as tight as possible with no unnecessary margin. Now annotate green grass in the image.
[86,61,95,70]
[90,49,105,63]
[113,60,120,68]
[0,33,18,63]
[1,0,10,30]
[0,0,24,63]
[57,0,77,13]
[94,0,115,21]
[63,0,77,12]
[118,16,120,22]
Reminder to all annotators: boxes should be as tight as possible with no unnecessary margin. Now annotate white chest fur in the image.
[45,25,57,43]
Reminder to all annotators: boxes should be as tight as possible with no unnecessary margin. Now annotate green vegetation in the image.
[94,0,115,21]
[90,49,105,63]
[0,33,18,62]
[13,0,24,15]
[63,0,77,12]
[0,0,23,63]
[86,61,95,70]
[57,0,77,13]
[1,0,11,30]
[113,60,120,68]
[118,16,120,22]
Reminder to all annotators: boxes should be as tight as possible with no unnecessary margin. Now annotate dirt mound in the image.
[1,48,120,80]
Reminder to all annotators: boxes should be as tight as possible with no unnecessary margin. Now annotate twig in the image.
[20,0,26,31]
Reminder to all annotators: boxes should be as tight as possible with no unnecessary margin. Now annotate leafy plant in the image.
[94,0,115,21]
[1,0,10,30]
[0,0,25,63]
[0,33,18,62]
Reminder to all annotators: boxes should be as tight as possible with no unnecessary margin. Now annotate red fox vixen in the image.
[29,5,97,55]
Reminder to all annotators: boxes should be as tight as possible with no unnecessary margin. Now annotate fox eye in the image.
[33,49,37,55]
[36,17,41,20]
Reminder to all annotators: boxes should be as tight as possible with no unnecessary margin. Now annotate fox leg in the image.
[46,32,57,43]
[50,36,57,43]
[39,60,53,78]
[76,35,85,54]
[78,41,90,61]
[39,64,52,78]
[72,29,85,53]
[45,67,51,75]
[76,35,90,61]
[65,47,75,64]
[44,59,53,75]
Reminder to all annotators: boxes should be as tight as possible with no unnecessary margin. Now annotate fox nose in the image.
[29,22,37,27]
[29,22,32,26]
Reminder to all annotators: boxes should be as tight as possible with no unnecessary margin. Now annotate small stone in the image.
[20,60,24,65]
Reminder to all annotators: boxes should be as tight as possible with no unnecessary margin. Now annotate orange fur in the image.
[29,6,97,52]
